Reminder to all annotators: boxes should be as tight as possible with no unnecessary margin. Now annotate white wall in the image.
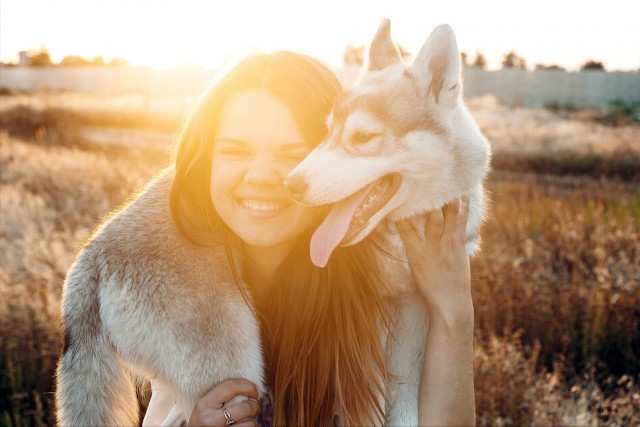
[1,66,638,107]
[462,68,640,107]
[0,66,215,97]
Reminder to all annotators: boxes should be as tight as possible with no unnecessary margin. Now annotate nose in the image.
[285,174,308,201]
[244,159,280,186]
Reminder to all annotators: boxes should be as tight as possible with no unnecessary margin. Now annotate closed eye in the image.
[280,153,307,162]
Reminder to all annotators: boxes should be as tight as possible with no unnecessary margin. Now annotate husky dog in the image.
[287,20,491,267]
[284,21,490,424]
[55,170,266,426]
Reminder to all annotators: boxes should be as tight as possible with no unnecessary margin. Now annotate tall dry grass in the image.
[473,173,639,425]
[0,126,166,426]
[1,94,638,426]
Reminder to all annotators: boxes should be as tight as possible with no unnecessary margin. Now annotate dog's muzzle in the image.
[285,174,308,202]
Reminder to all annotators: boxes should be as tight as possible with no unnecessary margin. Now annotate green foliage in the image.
[605,100,640,125]
[544,100,640,127]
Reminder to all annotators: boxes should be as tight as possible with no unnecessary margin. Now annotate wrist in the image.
[425,295,474,332]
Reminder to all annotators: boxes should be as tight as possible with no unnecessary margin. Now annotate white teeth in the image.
[241,199,285,212]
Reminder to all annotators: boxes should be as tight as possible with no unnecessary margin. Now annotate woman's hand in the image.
[396,195,472,322]
[397,196,476,425]
[187,378,261,427]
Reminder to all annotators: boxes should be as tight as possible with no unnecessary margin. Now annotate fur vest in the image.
[55,168,428,426]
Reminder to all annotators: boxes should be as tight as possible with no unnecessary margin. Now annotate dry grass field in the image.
[1,92,638,426]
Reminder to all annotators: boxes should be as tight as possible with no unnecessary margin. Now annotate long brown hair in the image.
[169,52,392,426]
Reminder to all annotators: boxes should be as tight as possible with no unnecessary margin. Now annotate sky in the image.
[1,0,639,71]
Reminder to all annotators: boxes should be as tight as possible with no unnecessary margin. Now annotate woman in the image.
[57,51,474,427]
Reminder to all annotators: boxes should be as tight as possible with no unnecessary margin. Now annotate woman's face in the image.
[210,89,321,252]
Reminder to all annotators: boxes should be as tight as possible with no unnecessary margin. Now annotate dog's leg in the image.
[385,294,429,425]
[56,259,139,426]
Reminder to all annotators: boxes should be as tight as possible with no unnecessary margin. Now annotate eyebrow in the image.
[214,137,310,151]
[278,143,311,151]
[214,137,248,145]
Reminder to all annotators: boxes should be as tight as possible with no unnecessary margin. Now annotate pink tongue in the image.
[310,186,372,267]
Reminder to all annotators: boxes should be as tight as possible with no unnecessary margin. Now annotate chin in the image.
[239,231,295,250]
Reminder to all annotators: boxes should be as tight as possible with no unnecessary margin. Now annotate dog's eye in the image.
[353,131,377,144]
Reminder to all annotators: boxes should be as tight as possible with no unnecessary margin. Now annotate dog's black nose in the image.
[285,174,308,200]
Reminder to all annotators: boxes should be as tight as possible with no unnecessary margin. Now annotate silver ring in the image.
[223,408,235,425]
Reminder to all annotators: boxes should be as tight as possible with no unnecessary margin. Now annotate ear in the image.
[368,19,402,71]
[408,24,461,107]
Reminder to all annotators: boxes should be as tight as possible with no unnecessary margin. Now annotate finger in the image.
[442,197,461,237]
[225,399,261,424]
[233,419,259,427]
[200,378,259,410]
[408,216,426,241]
[396,218,423,250]
[425,208,444,242]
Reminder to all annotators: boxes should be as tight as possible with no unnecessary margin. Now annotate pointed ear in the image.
[368,19,402,71]
[409,24,461,107]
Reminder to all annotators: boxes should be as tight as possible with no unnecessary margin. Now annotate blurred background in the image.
[1,0,639,425]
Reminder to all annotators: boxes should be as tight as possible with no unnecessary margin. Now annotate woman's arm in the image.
[397,196,475,426]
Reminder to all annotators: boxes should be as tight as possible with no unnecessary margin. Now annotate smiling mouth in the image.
[310,174,401,267]
[239,199,289,213]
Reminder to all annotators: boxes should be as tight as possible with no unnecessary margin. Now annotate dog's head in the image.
[287,20,490,267]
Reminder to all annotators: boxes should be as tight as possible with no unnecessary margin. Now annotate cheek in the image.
[293,205,325,232]
[209,166,235,208]
[210,156,240,185]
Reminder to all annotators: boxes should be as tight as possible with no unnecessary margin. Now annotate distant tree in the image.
[501,51,526,70]
[581,60,605,71]
[60,55,90,66]
[460,51,468,67]
[108,57,128,66]
[91,56,104,66]
[535,63,565,71]
[472,51,487,69]
[343,44,364,66]
[28,49,52,67]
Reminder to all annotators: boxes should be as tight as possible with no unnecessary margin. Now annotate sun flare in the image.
[1,0,638,70]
